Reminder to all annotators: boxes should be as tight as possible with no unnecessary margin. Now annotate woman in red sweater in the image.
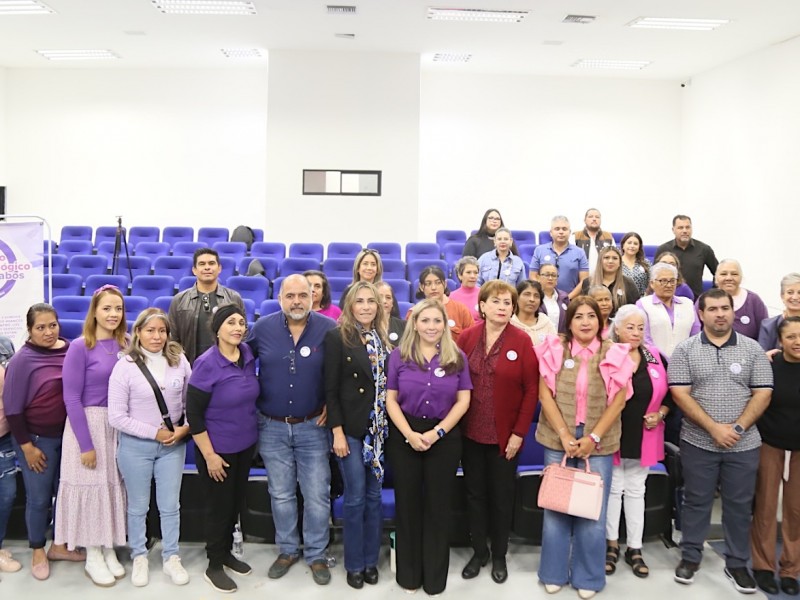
[456,280,539,584]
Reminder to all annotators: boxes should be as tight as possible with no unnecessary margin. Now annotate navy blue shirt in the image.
[247,311,336,417]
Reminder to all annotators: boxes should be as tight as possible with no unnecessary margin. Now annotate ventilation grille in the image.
[563,15,596,24]
[327,5,356,14]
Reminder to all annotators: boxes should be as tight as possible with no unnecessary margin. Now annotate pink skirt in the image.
[54,406,127,549]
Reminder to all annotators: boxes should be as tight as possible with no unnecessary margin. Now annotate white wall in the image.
[419,72,683,244]
[4,68,268,237]
[681,36,800,310]
[265,51,421,245]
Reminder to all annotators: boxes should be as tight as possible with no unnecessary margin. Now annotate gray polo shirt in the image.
[667,331,773,453]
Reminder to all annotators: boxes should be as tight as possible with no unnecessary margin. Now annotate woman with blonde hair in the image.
[56,285,128,587]
[108,308,192,587]
[325,282,389,588]
[386,299,472,595]
[339,249,384,309]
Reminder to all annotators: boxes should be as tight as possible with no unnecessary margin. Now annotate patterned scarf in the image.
[361,328,388,483]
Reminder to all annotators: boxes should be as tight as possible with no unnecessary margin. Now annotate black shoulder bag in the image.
[134,358,185,432]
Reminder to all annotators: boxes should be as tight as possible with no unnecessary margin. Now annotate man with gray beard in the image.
[247,274,337,585]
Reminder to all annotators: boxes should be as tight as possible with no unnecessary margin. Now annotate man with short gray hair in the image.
[247,274,337,585]
[530,216,589,299]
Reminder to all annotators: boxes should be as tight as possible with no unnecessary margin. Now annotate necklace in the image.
[97,338,119,356]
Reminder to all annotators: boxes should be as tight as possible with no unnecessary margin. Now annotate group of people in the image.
[0,208,795,599]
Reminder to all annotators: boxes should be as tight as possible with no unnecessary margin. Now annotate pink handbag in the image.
[537,455,604,520]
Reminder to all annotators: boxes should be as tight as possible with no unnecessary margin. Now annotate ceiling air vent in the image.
[563,15,596,24]
[327,5,356,14]
[334,33,356,39]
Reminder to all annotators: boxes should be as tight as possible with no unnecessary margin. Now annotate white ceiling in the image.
[0,0,799,79]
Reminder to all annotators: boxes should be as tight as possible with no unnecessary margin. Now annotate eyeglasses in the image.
[202,294,211,312]
[423,279,444,288]
[653,278,678,286]
[540,273,558,279]
[285,349,296,374]
[486,216,501,222]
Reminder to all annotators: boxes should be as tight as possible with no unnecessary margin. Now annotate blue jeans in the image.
[0,433,17,547]
[116,433,185,560]
[13,435,62,548]
[257,413,331,563]
[338,435,382,573]
[538,444,613,592]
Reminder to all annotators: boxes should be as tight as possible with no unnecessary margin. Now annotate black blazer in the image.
[324,328,377,439]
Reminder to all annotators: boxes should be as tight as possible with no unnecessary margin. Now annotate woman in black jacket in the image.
[324,282,389,589]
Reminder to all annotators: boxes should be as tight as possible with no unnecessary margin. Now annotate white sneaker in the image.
[545,584,562,594]
[131,555,149,587]
[163,555,189,585]
[103,547,125,579]
[578,590,596,599]
[85,546,116,587]
[0,549,22,573]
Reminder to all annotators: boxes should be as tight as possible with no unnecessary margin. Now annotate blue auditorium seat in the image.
[385,279,412,303]
[213,241,248,263]
[153,255,193,280]
[43,239,57,255]
[517,243,537,265]
[407,259,448,285]
[252,228,264,243]
[152,296,174,314]
[218,257,236,285]
[43,254,68,275]
[94,241,117,268]
[83,274,130,296]
[134,242,170,261]
[59,225,92,244]
[612,232,626,244]
[250,242,286,260]
[113,256,151,279]
[322,258,355,279]
[238,257,279,280]
[643,245,658,262]
[53,295,91,320]
[197,227,229,246]
[328,277,351,304]
[94,226,121,249]
[280,257,320,276]
[129,226,160,246]
[50,274,83,298]
[271,277,285,298]
[242,298,256,322]
[326,242,362,259]
[58,318,85,340]
[171,241,204,257]
[258,299,282,317]
[366,242,401,260]
[67,255,107,279]
[381,259,406,279]
[57,240,94,259]
[131,275,176,304]
[436,230,466,248]
[397,301,413,316]
[405,242,440,263]
[226,275,270,306]
[162,226,194,248]
[539,231,552,244]
[442,243,464,271]
[289,243,324,263]
[125,295,149,325]
[177,276,196,291]
[511,230,537,245]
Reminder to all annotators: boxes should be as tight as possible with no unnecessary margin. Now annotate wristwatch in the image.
[589,432,601,445]
[733,423,746,435]
[436,427,446,439]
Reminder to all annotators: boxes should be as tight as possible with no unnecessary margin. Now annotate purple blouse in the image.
[387,347,472,420]
[62,337,125,453]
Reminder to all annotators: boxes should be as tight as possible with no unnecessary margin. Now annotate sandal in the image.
[625,548,649,578]
[605,545,620,575]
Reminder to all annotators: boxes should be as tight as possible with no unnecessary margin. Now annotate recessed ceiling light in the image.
[628,17,730,31]
[0,0,54,14]
[36,49,119,61]
[542,40,564,46]
[427,8,528,23]
[572,59,651,70]
[221,48,263,58]
[151,0,256,15]
[432,53,472,63]
[562,15,595,24]
[124,30,147,36]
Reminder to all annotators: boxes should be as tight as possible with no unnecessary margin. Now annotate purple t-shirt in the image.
[62,337,125,453]
[387,347,472,420]
[188,343,259,454]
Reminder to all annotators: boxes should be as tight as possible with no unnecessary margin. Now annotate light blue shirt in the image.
[477,250,526,286]
[530,243,589,293]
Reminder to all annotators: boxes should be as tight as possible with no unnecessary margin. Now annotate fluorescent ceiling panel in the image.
[151,0,256,15]
[0,0,53,14]
[572,59,651,70]
[427,8,528,23]
[221,48,263,58]
[37,49,119,60]
[628,17,730,31]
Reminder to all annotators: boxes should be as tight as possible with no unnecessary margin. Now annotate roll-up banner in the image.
[0,220,45,348]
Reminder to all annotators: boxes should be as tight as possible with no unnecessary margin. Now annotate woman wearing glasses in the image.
[463,209,518,259]
[538,263,570,334]
[652,252,694,301]
[409,266,474,342]
[635,263,700,359]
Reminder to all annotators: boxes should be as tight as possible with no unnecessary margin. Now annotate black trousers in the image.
[387,415,462,595]
[461,437,519,559]
[195,444,255,566]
